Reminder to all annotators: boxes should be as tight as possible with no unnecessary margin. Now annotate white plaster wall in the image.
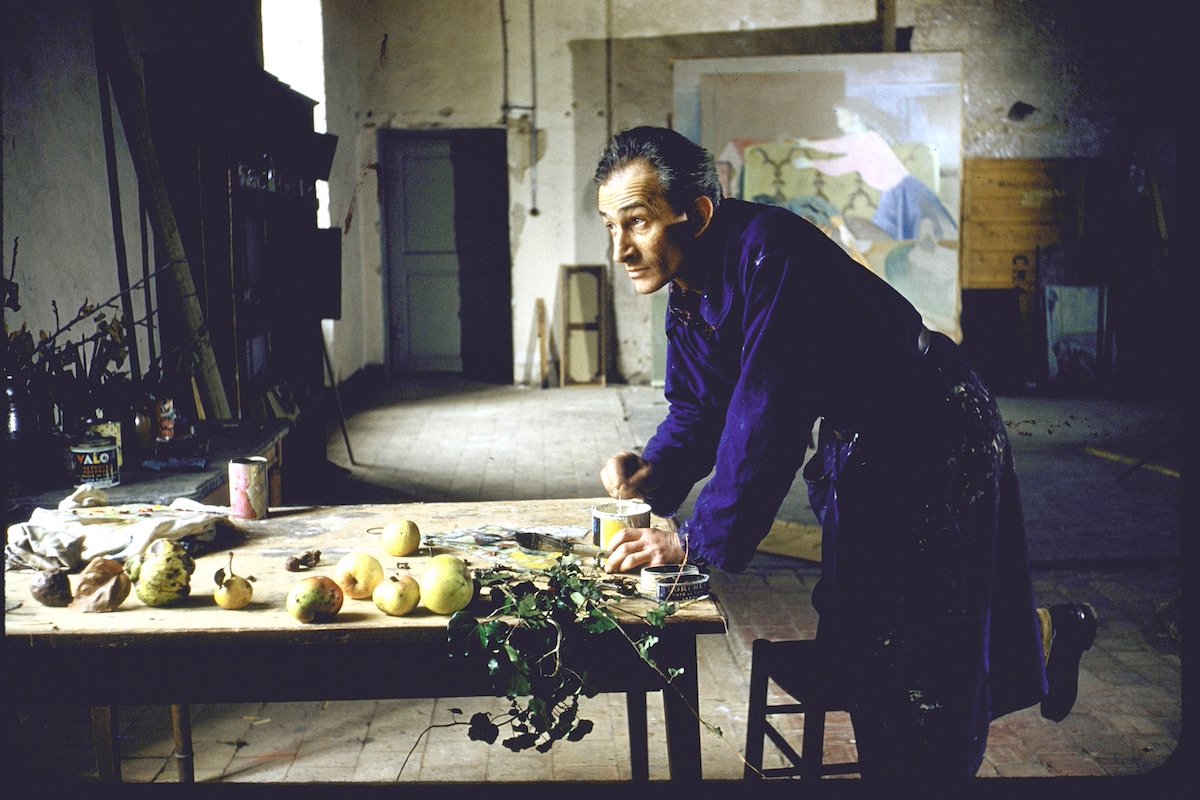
[2,0,154,377]
[610,0,875,37]
[320,0,877,386]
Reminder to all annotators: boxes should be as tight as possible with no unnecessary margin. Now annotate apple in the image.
[333,551,385,600]
[286,575,344,623]
[373,574,421,616]
[213,551,254,610]
[381,518,422,557]
[419,554,474,615]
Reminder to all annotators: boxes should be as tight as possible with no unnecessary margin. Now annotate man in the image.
[594,126,1094,777]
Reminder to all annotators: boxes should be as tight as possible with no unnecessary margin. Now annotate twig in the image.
[29,262,173,358]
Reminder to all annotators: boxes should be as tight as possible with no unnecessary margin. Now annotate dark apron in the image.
[803,331,1047,777]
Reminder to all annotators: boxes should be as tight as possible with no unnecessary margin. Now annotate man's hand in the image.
[600,451,654,500]
[602,527,685,574]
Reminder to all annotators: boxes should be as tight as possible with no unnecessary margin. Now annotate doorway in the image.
[377,129,513,382]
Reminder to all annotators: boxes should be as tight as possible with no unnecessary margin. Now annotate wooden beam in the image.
[89,1,231,418]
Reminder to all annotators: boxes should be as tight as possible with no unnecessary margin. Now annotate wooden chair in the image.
[743,637,860,780]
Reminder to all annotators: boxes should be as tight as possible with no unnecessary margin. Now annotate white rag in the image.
[4,484,228,572]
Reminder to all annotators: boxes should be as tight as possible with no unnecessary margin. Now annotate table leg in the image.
[90,706,121,781]
[660,636,702,781]
[171,704,195,783]
[625,691,649,781]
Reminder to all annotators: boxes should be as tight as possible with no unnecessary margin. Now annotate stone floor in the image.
[8,376,1184,788]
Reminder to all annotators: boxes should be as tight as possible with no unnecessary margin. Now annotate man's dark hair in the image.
[594,126,723,212]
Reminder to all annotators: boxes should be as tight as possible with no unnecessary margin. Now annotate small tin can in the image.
[86,419,123,467]
[154,398,177,441]
[591,500,652,551]
[229,456,269,519]
[70,435,121,488]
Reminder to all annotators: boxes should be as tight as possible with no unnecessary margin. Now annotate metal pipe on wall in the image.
[500,0,538,216]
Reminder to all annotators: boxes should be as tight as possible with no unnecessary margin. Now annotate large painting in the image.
[674,53,964,341]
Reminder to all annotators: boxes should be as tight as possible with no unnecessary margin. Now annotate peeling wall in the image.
[4,1,1180,397]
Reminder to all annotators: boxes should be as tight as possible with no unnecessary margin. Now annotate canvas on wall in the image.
[673,53,964,341]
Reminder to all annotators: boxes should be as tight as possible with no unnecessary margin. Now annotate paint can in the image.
[154,397,177,441]
[86,419,123,468]
[591,499,652,551]
[228,456,269,520]
[70,435,120,488]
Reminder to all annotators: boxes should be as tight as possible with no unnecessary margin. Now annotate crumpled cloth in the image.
[4,484,229,572]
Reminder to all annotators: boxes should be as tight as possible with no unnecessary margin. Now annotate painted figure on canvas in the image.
[791,96,957,242]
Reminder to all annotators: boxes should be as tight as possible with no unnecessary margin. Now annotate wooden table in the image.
[4,499,728,782]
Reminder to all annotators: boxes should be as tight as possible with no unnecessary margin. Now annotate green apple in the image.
[373,574,421,616]
[381,518,422,557]
[419,554,474,614]
[333,551,385,600]
[286,575,344,622]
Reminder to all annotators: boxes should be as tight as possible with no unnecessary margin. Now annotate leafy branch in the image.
[454,557,675,751]
[391,555,763,780]
[395,556,717,777]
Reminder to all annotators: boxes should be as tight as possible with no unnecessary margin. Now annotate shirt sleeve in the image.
[643,242,824,573]
[638,304,731,517]
[679,251,820,572]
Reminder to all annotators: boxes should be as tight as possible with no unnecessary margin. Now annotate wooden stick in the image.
[89,1,230,419]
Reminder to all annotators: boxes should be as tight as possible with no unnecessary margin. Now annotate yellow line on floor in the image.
[1084,447,1179,478]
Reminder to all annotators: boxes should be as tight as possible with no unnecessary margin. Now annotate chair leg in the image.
[800,702,826,780]
[625,691,649,782]
[743,638,770,779]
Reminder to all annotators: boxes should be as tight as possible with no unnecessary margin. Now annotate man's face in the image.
[598,160,691,294]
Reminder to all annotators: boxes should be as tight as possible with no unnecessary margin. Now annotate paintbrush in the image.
[513,530,608,559]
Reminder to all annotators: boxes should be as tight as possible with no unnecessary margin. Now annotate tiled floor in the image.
[9,376,1183,785]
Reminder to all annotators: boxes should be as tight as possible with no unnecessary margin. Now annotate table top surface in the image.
[5,498,727,648]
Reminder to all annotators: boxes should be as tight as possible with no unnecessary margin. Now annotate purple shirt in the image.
[641,198,926,571]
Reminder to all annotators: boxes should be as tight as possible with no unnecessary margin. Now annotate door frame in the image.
[377,128,513,383]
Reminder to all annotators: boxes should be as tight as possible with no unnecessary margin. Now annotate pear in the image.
[125,538,195,606]
[213,551,254,609]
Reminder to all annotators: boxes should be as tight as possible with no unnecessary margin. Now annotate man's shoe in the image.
[1041,602,1098,722]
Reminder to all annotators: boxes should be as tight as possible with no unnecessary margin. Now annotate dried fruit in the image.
[30,568,73,607]
[68,557,132,612]
[285,549,322,572]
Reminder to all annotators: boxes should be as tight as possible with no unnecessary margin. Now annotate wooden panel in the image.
[961,250,1037,292]
[960,158,1085,290]
[560,265,606,387]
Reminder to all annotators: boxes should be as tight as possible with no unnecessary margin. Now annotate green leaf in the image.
[635,634,659,660]
[446,611,480,655]
[468,713,499,744]
[645,602,677,627]
[567,718,594,742]
[503,732,538,752]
